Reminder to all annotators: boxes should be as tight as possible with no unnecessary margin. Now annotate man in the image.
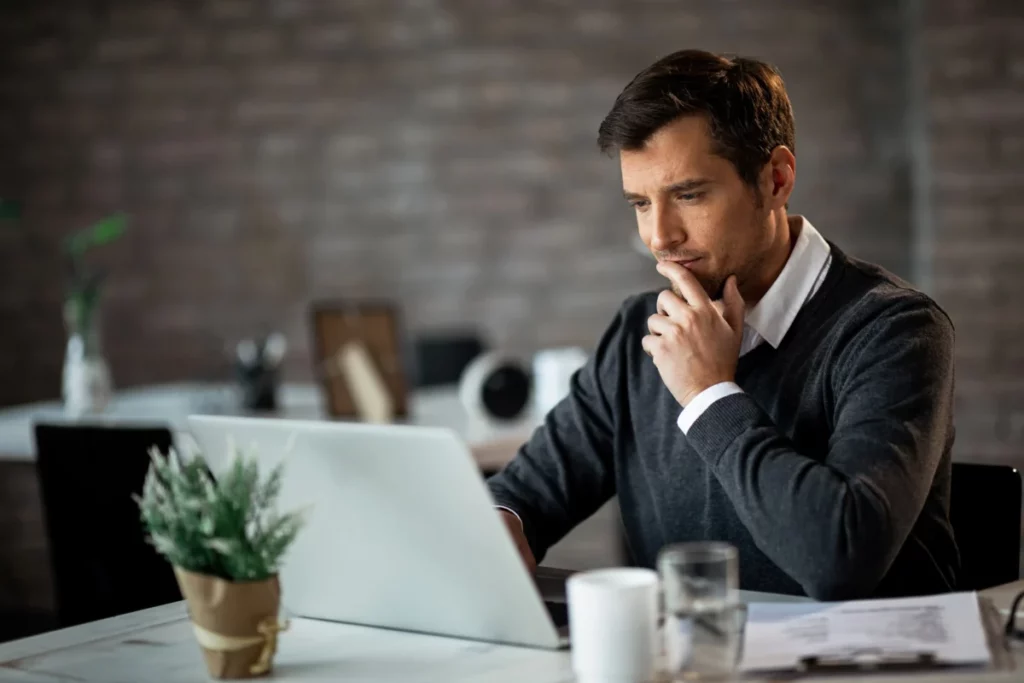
[487,49,958,600]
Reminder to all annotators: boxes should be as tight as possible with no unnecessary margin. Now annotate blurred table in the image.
[0,382,541,471]
[0,382,541,619]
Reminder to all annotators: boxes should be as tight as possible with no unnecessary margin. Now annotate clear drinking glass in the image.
[658,542,742,680]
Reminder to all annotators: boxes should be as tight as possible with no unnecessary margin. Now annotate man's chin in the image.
[709,279,727,301]
[671,278,724,301]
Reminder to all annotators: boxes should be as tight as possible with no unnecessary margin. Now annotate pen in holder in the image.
[235,332,287,412]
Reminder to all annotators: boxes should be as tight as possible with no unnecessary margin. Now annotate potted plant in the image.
[61,213,127,416]
[2,204,127,413]
[135,441,305,679]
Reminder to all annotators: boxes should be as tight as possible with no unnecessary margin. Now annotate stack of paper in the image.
[740,591,992,672]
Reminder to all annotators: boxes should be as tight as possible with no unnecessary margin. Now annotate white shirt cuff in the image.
[677,382,744,434]
[496,506,524,529]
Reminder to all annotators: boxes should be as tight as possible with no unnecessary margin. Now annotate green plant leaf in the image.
[65,213,127,255]
[135,442,305,582]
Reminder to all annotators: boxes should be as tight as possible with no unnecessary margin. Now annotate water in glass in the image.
[659,542,741,680]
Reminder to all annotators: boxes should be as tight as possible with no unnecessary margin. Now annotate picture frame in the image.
[309,301,409,420]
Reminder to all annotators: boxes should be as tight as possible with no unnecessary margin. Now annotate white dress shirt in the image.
[677,216,832,433]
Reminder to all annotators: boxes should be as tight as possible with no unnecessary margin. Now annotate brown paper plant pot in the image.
[174,567,290,679]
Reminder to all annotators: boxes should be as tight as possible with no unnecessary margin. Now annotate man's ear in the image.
[762,146,796,210]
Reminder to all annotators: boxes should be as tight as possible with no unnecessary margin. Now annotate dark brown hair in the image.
[597,49,795,189]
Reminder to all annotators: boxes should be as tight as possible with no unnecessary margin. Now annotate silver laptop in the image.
[186,414,567,649]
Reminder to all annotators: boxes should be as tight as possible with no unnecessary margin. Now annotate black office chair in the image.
[33,424,183,628]
[950,462,1022,591]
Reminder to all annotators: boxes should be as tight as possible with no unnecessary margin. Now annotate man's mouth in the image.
[663,258,701,270]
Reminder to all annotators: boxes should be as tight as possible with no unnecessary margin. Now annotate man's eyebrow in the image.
[664,178,712,194]
[622,178,712,201]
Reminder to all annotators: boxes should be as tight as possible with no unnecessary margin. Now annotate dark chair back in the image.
[33,424,182,627]
[412,332,486,388]
[950,462,1022,590]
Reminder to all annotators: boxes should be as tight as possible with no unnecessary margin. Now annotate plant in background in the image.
[135,439,305,679]
[1,203,127,414]
[56,212,129,416]
[0,202,125,326]
[62,213,127,338]
[1,206,125,326]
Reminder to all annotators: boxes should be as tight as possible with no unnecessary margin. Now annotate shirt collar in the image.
[744,216,831,349]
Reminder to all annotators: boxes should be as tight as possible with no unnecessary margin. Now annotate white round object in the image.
[458,351,532,422]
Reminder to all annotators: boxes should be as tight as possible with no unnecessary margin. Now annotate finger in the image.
[656,289,690,319]
[647,313,678,337]
[721,275,745,334]
[641,334,658,358]
[656,261,712,309]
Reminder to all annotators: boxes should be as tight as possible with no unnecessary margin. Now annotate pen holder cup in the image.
[236,364,278,413]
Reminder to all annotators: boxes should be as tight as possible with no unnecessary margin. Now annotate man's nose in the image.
[649,203,686,253]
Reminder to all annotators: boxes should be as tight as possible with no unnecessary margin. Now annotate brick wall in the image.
[0,0,911,408]
[8,0,1024,470]
[923,0,1024,466]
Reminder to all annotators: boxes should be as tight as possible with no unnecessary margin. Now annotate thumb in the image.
[722,275,745,335]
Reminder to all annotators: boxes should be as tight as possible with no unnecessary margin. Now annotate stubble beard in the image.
[672,273,727,301]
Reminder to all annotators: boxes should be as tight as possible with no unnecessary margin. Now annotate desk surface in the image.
[0,382,539,471]
[0,582,1020,683]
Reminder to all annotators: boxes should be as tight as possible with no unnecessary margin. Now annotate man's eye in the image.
[630,200,650,210]
[677,192,703,202]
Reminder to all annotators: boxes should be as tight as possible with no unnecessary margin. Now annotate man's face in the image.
[621,115,773,300]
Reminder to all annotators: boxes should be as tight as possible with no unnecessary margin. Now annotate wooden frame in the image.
[309,301,409,419]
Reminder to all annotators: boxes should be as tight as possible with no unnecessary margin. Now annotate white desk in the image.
[0,582,1020,683]
[0,382,541,471]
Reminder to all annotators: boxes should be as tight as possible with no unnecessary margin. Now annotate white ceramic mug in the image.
[567,568,660,683]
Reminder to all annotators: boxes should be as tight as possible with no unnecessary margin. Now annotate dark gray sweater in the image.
[487,243,959,600]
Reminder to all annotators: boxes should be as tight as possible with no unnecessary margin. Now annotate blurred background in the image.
[0,0,1022,637]
[0,0,1021,461]
[0,0,1016,458]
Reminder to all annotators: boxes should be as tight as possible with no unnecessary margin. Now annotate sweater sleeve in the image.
[485,303,626,564]
[685,298,955,601]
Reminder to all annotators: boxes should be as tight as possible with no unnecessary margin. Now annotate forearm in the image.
[486,301,631,563]
[487,400,614,563]
[687,393,944,600]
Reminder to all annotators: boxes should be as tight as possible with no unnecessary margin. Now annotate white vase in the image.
[532,347,588,415]
[62,300,113,417]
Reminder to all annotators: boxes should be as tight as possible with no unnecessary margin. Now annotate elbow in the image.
[799,492,891,601]
[801,547,888,600]
[799,545,892,602]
